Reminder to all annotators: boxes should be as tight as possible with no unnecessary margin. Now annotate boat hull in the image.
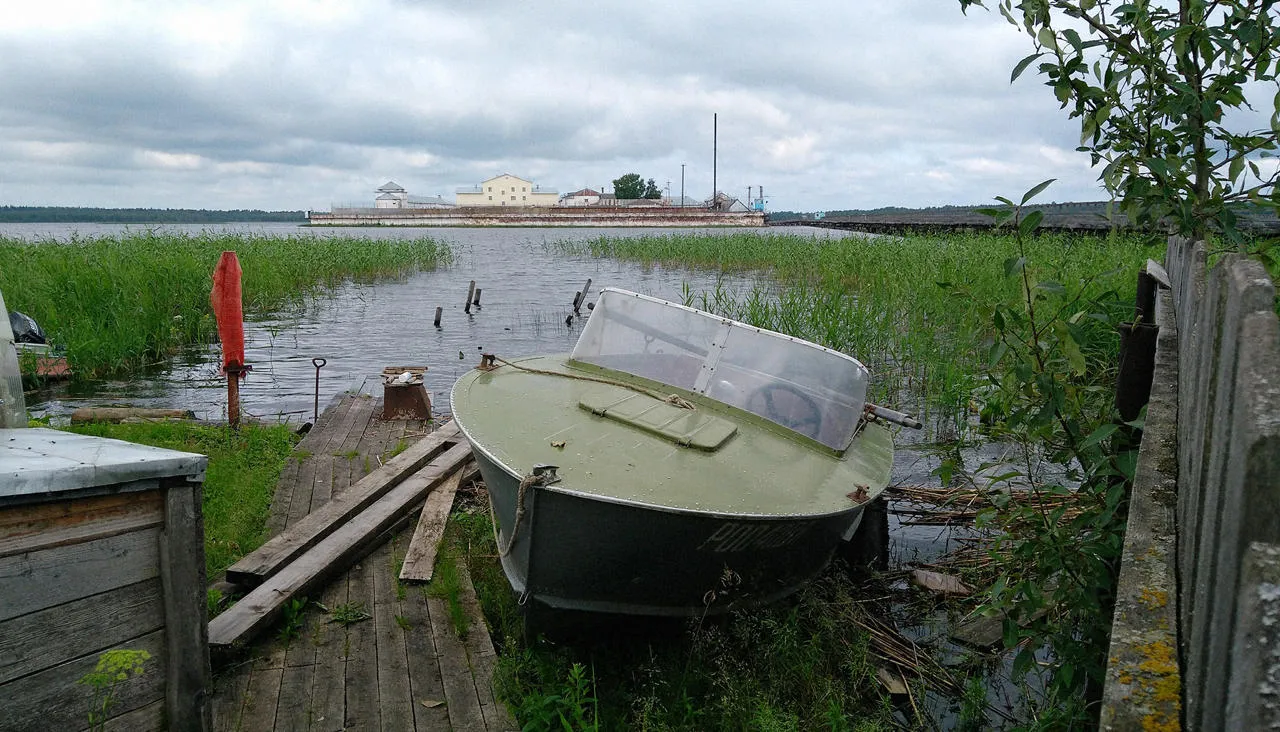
[470,447,867,617]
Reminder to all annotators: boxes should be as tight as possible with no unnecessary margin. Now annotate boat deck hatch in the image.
[578,388,737,451]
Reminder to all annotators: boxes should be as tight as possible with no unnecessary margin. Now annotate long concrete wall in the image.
[308,207,765,227]
[1102,237,1280,730]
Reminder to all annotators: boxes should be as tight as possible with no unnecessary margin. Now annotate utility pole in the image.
[680,163,685,208]
[712,113,718,205]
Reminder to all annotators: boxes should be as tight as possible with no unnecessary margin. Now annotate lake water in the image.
[8,223,855,425]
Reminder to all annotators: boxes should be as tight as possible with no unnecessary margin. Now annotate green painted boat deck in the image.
[451,355,894,518]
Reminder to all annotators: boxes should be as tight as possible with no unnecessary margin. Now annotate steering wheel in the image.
[746,383,823,439]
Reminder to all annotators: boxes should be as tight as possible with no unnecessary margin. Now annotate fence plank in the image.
[1192,261,1277,731]
[1226,542,1280,729]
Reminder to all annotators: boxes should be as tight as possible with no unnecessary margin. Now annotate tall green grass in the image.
[0,232,451,378]
[555,230,1156,420]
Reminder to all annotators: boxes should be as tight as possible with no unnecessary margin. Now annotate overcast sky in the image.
[0,1,1116,212]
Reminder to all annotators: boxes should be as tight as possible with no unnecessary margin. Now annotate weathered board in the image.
[208,442,473,648]
[0,489,164,558]
[226,422,461,587]
[398,462,476,582]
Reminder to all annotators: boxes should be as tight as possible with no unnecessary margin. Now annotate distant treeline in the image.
[0,206,306,223]
[768,201,1116,223]
[769,200,1279,224]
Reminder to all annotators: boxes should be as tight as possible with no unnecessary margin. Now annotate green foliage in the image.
[0,232,451,378]
[207,587,224,618]
[78,649,151,731]
[960,0,1280,242]
[64,421,298,577]
[278,597,308,643]
[428,546,471,638]
[956,183,1136,723]
[612,173,646,200]
[327,602,372,626]
[643,178,663,200]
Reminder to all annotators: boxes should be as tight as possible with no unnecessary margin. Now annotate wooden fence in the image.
[1165,236,1280,729]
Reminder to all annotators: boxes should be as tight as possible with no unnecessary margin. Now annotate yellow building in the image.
[456,174,559,207]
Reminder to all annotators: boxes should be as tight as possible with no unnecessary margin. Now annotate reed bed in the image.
[0,232,451,378]
[555,230,1155,418]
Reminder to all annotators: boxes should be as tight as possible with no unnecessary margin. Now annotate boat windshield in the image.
[570,288,869,450]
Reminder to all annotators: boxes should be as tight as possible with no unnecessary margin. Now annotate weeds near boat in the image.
[0,232,451,379]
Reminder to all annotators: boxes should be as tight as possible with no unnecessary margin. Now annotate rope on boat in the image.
[489,355,695,410]
[491,466,560,557]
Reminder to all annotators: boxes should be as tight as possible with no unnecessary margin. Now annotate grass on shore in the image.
[0,232,451,379]
[60,420,298,578]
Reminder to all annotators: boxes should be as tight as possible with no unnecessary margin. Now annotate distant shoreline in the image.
[0,206,305,224]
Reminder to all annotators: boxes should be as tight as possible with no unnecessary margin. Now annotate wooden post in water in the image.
[473,288,482,306]
[433,306,442,328]
[465,280,476,314]
[574,278,593,314]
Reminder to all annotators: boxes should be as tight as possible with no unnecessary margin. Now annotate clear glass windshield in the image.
[571,288,869,450]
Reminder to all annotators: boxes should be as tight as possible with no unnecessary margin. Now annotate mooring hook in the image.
[313,357,327,369]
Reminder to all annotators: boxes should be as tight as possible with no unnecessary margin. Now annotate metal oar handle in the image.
[865,403,923,430]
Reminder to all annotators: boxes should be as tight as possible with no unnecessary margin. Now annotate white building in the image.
[373,181,454,209]
[560,188,602,206]
[456,174,559,207]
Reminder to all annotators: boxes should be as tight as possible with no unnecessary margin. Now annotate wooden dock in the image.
[210,393,515,731]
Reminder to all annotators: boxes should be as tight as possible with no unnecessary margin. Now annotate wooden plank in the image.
[426,590,487,731]
[343,551,380,731]
[373,539,414,732]
[161,483,212,732]
[210,662,252,732]
[307,569,350,732]
[0,628,166,732]
[0,490,163,558]
[1201,303,1280,732]
[208,442,473,648]
[330,395,379,499]
[225,423,461,588]
[399,464,473,582]
[456,564,518,731]
[264,456,304,537]
[101,698,165,732]
[0,579,163,685]
[0,527,160,622]
[240,646,286,732]
[402,588,449,731]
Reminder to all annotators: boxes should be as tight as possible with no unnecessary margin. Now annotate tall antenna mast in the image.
[712,113,718,204]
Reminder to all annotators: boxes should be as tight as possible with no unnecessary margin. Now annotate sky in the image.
[0,1,1117,213]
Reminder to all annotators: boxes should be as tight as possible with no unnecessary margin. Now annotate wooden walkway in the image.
[210,393,516,731]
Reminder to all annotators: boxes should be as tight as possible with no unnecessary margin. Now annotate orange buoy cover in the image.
[210,250,244,375]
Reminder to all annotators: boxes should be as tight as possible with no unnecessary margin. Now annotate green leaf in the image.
[989,340,1009,368]
[1034,280,1065,295]
[1020,179,1057,204]
[1013,646,1037,676]
[1012,52,1044,83]
[1004,256,1026,277]
[1019,209,1045,236]
[1080,423,1119,449]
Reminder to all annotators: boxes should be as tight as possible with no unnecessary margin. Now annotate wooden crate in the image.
[1,428,210,732]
